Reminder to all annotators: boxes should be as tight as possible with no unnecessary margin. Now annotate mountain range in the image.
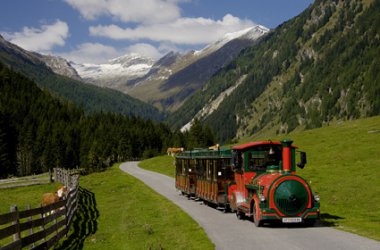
[1,0,379,144]
[0,34,163,120]
[63,25,269,112]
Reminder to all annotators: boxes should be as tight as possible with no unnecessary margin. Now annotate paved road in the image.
[120,162,380,250]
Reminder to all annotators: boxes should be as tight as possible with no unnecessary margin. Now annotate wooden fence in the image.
[0,168,80,250]
[0,173,51,189]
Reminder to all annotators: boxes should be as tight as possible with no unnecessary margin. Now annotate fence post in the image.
[40,205,46,244]
[26,204,35,249]
[10,205,21,244]
[54,168,57,183]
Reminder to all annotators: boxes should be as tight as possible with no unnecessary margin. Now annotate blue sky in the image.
[0,0,314,64]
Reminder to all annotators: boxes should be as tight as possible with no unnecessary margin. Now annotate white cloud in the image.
[89,14,255,45]
[58,42,171,64]
[58,43,120,64]
[125,43,163,59]
[64,0,181,24]
[3,20,69,52]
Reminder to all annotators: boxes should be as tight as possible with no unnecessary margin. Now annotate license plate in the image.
[282,217,302,223]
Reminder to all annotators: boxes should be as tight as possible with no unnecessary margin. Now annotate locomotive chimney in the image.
[281,139,293,172]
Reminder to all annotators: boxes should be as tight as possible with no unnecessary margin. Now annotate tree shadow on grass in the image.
[55,187,99,250]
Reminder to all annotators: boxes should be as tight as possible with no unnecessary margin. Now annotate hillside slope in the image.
[142,115,380,241]
[265,115,380,241]
[168,0,380,142]
[0,35,163,120]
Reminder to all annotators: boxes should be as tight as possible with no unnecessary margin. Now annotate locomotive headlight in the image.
[259,194,266,202]
[314,193,320,202]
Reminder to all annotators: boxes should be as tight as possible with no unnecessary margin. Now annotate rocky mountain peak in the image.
[108,53,155,67]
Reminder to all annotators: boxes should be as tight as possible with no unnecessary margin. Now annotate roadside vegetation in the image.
[140,115,380,241]
[0,164,214,249]
[280,116,380,241]
[138,155,175,178]
[57,164,213,249]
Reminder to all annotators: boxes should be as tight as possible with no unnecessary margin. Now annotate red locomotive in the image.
[175,139,320,226]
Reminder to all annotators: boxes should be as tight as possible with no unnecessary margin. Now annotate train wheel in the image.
[236,210,245,220]
[304,219,316,227]
[223,205,229,213]
[253,204,263,227]
[230,194,237,213]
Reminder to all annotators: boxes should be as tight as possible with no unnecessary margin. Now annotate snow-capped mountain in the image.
[71,53,155,88]
[65,25,269,111]
[194,25,269,57]
[37,54,82,81]
[126,25,269,111]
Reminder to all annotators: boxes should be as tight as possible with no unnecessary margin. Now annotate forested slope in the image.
[0,62,172,178]
[0,35,163,120]
[168,0,380,142]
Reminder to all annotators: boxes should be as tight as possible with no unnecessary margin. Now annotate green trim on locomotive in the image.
[274,179,309,215]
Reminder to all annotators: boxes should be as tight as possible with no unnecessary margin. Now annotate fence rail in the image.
[0,168,80,250]
[0,173,51,189]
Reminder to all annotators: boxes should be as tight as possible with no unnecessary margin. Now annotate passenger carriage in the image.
[175,148,234,210]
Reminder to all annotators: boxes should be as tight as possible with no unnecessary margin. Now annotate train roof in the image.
[176,148,232,159]
[232,140,298,150]
[232,141,281,150]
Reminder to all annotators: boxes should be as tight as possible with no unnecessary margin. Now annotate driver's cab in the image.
[232,141,283,173]
[230,140,307,205]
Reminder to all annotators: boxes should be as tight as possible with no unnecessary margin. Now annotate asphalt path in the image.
[120,162,380,250]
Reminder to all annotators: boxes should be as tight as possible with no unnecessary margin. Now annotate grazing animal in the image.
[56,185,68,199]
[42,192,60,207]
[41,186,68,215]
[208,144,220,150]
[167,147,184,156]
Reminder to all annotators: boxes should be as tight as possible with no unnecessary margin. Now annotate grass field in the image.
[0,182,61,214]
[55,164,213,249]
[0,165,213,249]
[138,155,176,178]
[280,116,380,241]
[140,116,380,241]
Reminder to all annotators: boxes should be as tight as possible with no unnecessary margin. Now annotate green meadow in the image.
[281,116,380,241]
[140,116,380,241]
[0,165,214,249]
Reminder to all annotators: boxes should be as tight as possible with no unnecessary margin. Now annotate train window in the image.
[232,151,243,171]
[247,145,282,171]
[190,159,195,173]
[206,160,210,180]
[203,160,207,179]
[222,159,234,179]
[213,160,218,181]
[176,159,182,175]
[198,159,203,179]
